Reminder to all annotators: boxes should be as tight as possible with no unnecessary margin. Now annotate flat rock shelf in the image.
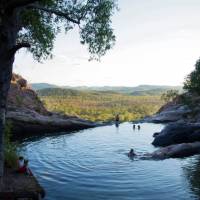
[0,168,45,200]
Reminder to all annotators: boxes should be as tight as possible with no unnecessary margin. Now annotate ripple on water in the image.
[22,123,200,200]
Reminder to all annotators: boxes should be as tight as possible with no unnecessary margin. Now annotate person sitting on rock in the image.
[18,159,33,176]
[128,148,136,157]
[17,156,24,169]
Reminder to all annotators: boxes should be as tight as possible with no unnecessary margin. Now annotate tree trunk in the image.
[0,64,13,177]
[0,107,6,177]
[0,9,19,177]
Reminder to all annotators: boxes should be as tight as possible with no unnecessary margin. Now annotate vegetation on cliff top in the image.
[184,58,200,95]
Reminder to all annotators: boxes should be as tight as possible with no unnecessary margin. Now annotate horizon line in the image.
[30,83,183,87]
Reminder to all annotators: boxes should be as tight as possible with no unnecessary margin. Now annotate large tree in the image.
[0,0,117,176]
[184,58,200,95]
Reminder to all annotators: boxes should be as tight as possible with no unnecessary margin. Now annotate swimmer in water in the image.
[128,148,136,157]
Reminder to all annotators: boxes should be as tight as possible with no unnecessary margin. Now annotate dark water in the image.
[20,123,200,200]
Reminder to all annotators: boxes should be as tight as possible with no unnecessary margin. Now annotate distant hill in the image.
[74,85,183,95]
[35,83,183,96]
[62,86,135,94]
[37,88,85,97]
[37,88,118,97]
[31,83,58,90]
[130,86,183,96]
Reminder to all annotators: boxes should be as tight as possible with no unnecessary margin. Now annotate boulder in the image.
[150,142,200,159]
[7,107,98,139]
[6,74,100,139]
[152,123,200,146]
[144,104,191,123]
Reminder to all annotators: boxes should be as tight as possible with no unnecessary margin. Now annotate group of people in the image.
[133,124,141,130]
[17,156,33,176]
[115,115,141,129]
[114,114,140,158]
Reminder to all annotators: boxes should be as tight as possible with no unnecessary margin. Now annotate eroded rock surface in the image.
[152,123,200,147]
[6,74,99,139]
[144,104,191,123]
[150,142,200,159]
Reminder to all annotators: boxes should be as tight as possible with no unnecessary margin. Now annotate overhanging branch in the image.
[9,42,31,56]
[5,0,38,12]
[29,5,81,24]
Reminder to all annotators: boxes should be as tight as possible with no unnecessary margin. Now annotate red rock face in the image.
[7,73,48,115]
[5,74,96,138]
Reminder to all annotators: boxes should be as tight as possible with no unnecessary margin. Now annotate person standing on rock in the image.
[115,114,120,123]
[115,114,120,128]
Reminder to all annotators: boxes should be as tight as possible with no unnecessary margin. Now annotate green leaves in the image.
[19,8,59,61]
[161,90,179,103]
[16,0,117,61]
[80,0,117,60]
[184,59,200,95]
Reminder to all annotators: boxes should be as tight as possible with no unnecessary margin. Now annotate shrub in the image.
[161,90,179,103]
[4,121,18,169]
[184,59,200,94]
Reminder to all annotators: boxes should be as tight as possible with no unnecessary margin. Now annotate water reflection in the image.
[115,122,119,128]
[21,123,200,200]
[183,156,200,199]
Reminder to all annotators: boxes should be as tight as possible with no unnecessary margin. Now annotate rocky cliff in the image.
[145,93,200,158]
[8,74,49,115]
[6,74,98,139]
[144,93,200,124]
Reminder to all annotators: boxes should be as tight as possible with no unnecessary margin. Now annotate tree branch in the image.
[6,0,39,10]
[9,42,30,56]
[29,5,81,24]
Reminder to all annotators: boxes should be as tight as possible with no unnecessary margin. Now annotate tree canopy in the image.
[0,0,118,177]
[184,58,200,94]
[161,89,179,103]
[2,0,117,61]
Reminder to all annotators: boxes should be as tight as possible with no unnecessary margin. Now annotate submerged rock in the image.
[150,142,200,159]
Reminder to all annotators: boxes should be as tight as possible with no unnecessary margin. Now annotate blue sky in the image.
[14,0,200,86]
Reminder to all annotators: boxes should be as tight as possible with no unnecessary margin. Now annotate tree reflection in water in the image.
[183,156,200,199]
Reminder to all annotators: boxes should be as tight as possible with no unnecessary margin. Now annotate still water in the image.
[21,123,200,200]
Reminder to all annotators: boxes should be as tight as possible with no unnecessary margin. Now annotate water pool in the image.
[20,123,200,200]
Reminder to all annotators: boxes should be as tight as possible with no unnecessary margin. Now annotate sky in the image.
[14,0,200,86]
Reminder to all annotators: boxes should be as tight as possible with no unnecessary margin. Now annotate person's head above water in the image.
[128,148,136,156]
[19,156,24,161]
[130,149,134,153]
